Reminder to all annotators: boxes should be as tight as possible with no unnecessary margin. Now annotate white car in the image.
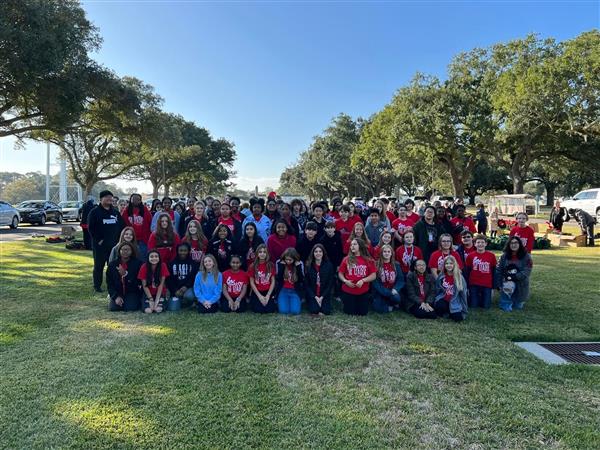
[0,201,20,229]
[58,201,83,222]
[561,188,600,223]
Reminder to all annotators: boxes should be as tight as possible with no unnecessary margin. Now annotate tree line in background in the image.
[280,31,600,206]
[0,0,236,198]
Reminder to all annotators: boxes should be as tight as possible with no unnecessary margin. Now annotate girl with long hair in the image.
[107,242,143,312]
[148,212,181,263]
[342,221,373,256]
[121,193,152,258]
[182,219,208,263]
[139,250,169,314]
[304,244,335,315]
[248,244,276,313]
[108,226,140,263]
[495,236,533,311]
[433,255,468,322]
[238,222,265,270]
[372,230,394,260]
[372,244,404,313]
[274,248,304,315]
[208,224,235,272]
[338,238,377,316]
[221,255,249,313]
[267,219,297,263]
[404,259,437,319]
[193,254,222,314]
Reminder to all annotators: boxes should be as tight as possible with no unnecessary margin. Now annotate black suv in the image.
[17,200,63,225]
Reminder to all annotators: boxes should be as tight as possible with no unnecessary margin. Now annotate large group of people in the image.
[85,190,539,320]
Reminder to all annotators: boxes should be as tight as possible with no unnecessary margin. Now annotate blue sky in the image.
[1,0,598,192]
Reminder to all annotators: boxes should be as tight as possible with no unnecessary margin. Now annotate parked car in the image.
[58,201,83,222]
[16,200,62,225]
[0,201,20,229]
[561,188,600,223]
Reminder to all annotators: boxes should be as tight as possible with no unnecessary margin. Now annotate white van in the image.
[561,188,600,223]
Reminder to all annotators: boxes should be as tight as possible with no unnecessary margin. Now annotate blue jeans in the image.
[499,291,514,311]
[278,288,301,315]
[469,285,492,309]
[372,292,402,313]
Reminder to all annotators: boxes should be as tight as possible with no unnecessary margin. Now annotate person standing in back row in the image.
[88,190,125,292]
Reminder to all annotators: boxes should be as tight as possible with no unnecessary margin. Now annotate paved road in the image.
[0,223,81,242]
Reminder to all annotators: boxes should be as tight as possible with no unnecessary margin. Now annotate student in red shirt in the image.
[274,248,304,315]
[248,244,276,313]
[330,198,343,220]
[139,250,169,314]
[465,234,497,309]
[335,205,354,244]
[404,199,420,226]
[372,230,394,260]
[509,212,535,253]
[456,230,477,268]
[450,205,477,245]
[395,230,423,276]
[218,202,242,244]
[428,233,463,278]
[338,238,377,316]
[267,220,297,263]
[148,213,181,264]
[342,222,374,256]
[221,255,249,313]
[121,193,152,257]
[346,202,364,228]
[392,204,413,243]
[182,219,208,264]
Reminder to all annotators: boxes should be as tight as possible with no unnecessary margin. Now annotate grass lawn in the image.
[1,239,599,449]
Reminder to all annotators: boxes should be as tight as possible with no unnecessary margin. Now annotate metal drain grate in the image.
[539,343,600,365]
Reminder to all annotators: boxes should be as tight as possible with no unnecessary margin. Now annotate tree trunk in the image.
[83,180,95,198]
[151,180,160,199]
[512,172,525,194]
[545,182,557,207]
[467,193,476,205]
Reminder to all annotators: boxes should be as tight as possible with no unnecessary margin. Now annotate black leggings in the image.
[409,303,437,319]
[433,299,463,322]
[109,292,142,312]
[342,292,369,316]
[250,290,276,313]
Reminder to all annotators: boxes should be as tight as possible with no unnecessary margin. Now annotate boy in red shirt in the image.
[465,234,497,308]
[509,212,535,253]
[335,205,354,243]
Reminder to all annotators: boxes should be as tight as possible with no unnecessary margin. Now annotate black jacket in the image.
[274,260,304,298]
[80,200,95,226]
[413,219,443,264]
[296,236,319,264]
[181,215,215,241]
[404,271,436,311]
[208,238,235,272]
[88,205,125,249]
[319,231,343,268]
[106,258,142,300]
[573,209,595,229]
[304,260,335,301]
[167,257,199,294]
[237,236,265,270]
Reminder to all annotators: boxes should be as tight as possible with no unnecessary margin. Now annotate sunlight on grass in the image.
[72,319,176,337]
[0,324,35,345]
[54,399,160,441]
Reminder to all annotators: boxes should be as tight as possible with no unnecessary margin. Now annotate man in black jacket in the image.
[79,197,96,250]
[88,190,125,292]
[568,208,595,247]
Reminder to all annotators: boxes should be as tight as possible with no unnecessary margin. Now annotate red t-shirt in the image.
[122,207,151,244]
[330,211,340,220]
[248,262,275,292]
[185,237,206,263]
[385,211,396,225]
[441,275,455,302]
[283,263,295,289]
[392,218,413,236]
[466,251,497,288]
[267,233,297,263]
[379,262,397,289]
[148,232,181,263]
[347,214,363,228]
[417,273,426,301]
[450,217,477,244]
[339,255,377,295]
[395,245,423,273]
[406,212,420,226]
[219,216,235,234]
[428,250,464,273]
[335,218,354,243]
[509,225,535,253]
[138,262,169,297]
[342,238,375,257]
[223,269,249,299]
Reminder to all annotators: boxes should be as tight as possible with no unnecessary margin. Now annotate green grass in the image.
[1,240,599,449]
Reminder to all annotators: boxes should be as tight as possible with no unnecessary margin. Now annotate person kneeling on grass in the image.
[304,244,335,315]
[338,238,377,316]
[372,244,404,313]
[275,248,304,315]
[221,255,249,313]
[404,259,437,319]
[167,243,198,308]
[465,234,497,309]
[434,256,468,322]
[248,244,277,313]
[495,236,533,312]
[107,242,143,312]
[139,250,169,314]
[194,254,222,314]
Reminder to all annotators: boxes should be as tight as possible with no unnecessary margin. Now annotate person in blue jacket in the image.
[434,255,468,322]
[372,244,405,313]
[193,254,222,314]
[242,199,272,242]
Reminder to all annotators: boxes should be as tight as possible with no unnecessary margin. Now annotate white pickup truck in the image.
[561,188,600,223]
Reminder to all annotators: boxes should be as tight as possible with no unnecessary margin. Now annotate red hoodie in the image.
[266,233,297,262]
